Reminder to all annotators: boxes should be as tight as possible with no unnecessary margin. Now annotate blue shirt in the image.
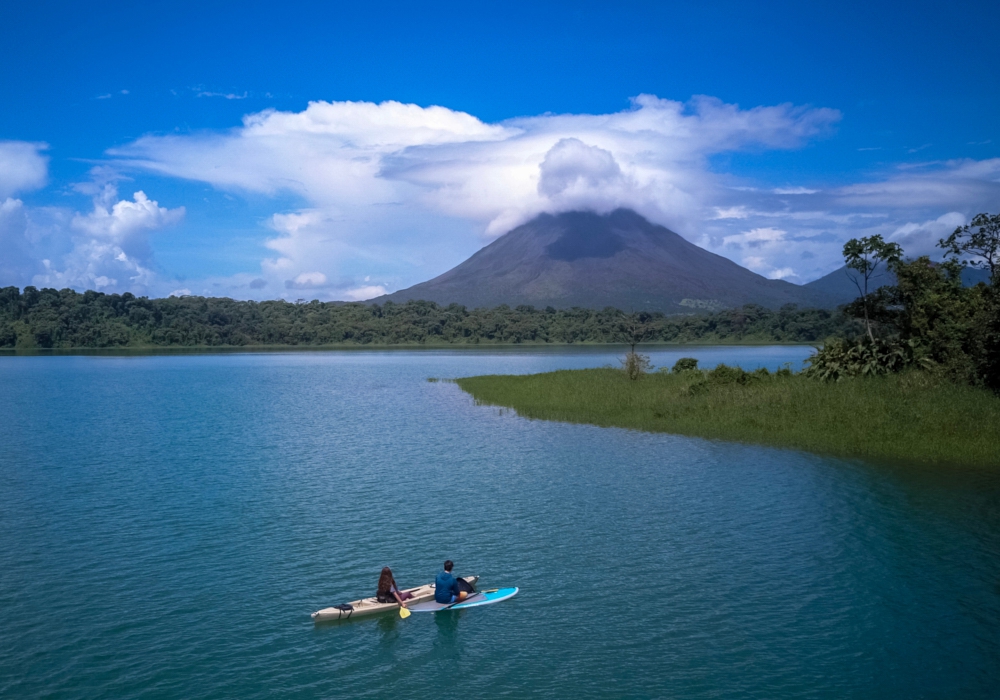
[434,571,460,603]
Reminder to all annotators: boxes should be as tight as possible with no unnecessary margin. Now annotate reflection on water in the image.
[1,348,998,699]
[376,614,401,643]
[433,611,462,650]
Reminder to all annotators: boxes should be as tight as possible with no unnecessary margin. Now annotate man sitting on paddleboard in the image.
[434,560,468,604]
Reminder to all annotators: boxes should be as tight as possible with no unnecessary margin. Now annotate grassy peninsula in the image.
[456,368,1000,467]
[456,223,1000,467]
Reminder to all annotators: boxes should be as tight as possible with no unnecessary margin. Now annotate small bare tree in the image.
[618,310,653,380]
[621,351,652,380]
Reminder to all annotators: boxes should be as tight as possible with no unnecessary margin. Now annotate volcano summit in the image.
[375,209,835,311]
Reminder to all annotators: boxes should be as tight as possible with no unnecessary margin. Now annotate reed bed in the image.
[456,369,1000,467]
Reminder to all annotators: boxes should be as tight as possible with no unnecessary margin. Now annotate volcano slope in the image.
[375,209,835,312]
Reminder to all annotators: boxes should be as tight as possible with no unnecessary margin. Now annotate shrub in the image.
[804,337,919,382]
[621,351,652,380]
[708,363,750,384]
[672,357,699,373]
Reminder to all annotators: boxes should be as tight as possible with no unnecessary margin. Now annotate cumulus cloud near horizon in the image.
[34,186,185,293]
[0,141,50,285]
[0,177,185,293]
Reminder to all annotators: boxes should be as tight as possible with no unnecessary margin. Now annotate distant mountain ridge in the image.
[805,264,991,305]
[373,209,838,312]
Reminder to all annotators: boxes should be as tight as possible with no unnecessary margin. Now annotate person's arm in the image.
[391,577,406,607]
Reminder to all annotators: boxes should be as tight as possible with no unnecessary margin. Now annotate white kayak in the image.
[311,575,479,622]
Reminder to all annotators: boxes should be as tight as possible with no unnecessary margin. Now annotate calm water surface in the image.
[1,346,998,699]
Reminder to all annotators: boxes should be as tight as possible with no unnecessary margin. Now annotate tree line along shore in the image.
[457,218,1000,466]
[0,286,854,349]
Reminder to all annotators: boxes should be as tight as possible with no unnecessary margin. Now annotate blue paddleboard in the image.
[408,587,518,612]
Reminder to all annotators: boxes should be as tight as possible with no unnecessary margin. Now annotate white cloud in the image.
[285,271,329,289]
[73,187,184,247]
[70,95,996,296]
[0,141,48,198]
[380,94,840,237]
[773,187,818,195]
[112,99,511,207]
[724,227,787,248]
[102,95,844,294]
[833,159,1000,210]
[887,211,966,258]
[108,96,840,229]
[344,284,387,301]
[32,187,184,294]
[198,91,248,100]
[692,157,1000,281]
[712,206,750,220]
[537,138,625,197]
[0,198,38,286]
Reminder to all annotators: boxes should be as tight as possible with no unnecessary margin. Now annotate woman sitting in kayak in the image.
[376,567,412,607]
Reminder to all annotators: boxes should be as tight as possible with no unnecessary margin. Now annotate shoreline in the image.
[0,340,820,356]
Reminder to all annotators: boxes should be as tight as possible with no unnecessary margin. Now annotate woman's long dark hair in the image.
[377,566,394,595]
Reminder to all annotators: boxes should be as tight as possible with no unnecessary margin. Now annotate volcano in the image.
[374,209,837,311]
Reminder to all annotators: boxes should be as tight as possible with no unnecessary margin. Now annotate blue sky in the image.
[2,0,998,299]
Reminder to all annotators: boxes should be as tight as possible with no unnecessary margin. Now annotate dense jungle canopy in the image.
[0,286,854,349]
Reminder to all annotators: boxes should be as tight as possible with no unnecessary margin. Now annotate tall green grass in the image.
[456,369,1000,467]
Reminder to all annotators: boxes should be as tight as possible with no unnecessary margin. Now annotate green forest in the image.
[0,287,854,349]
[803,213,1000,391]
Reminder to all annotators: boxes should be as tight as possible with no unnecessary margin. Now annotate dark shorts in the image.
[377,590,412,604]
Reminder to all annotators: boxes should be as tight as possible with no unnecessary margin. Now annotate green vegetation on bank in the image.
[455,367,1000,467]
[805,224,999,390]
[457,214,1000,467]
[0,286,854,349]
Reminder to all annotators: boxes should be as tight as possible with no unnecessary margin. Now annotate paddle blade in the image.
[399,606,411,619]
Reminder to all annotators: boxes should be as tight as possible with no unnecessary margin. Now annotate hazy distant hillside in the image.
[805,264,991,305]
[374,209,837,312]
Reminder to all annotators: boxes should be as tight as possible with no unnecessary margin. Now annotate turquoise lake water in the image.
[1,346,999,698]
